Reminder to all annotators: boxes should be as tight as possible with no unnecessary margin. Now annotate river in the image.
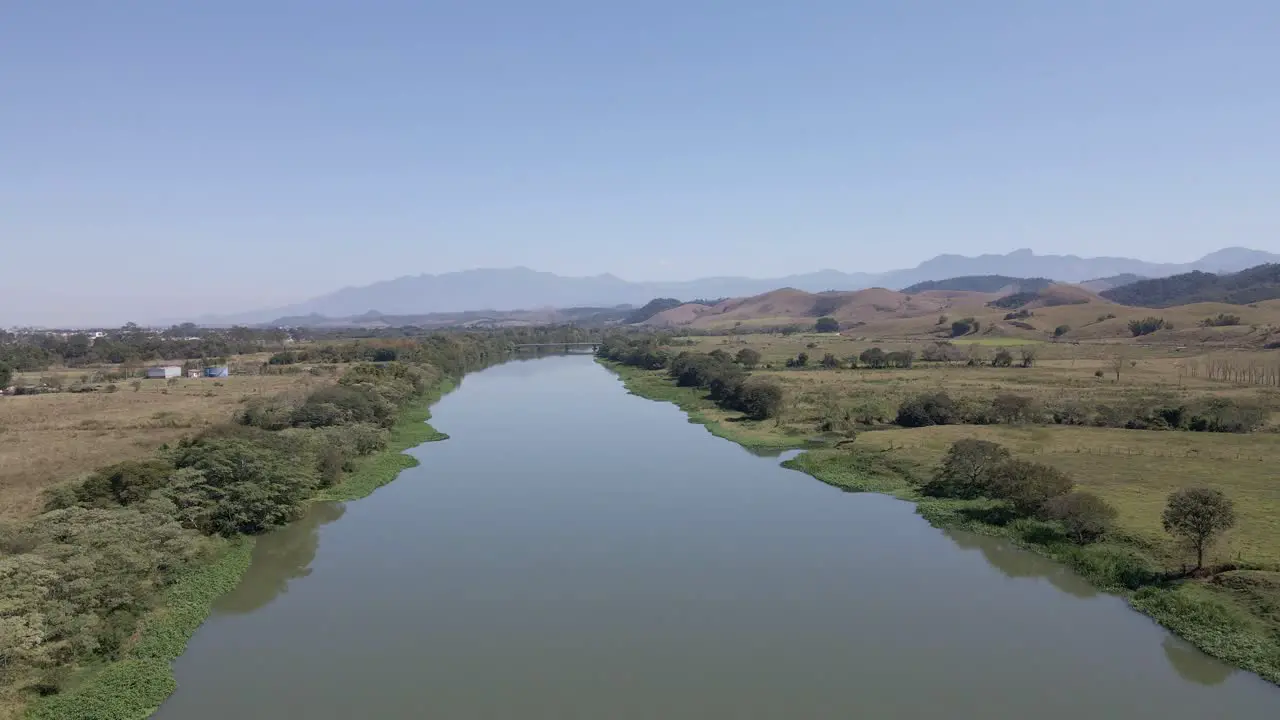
[155,355,1280,718]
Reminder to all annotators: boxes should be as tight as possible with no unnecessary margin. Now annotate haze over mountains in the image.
[201,247,1279,326]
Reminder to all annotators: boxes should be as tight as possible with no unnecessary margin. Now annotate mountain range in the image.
[198,247,1280,325]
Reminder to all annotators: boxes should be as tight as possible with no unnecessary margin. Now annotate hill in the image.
[625,298,684,324]
[1101,264,1280,308]
[1078,274,1147,293]
[185,248,1280,326]
[988,283,1103,310]
[901,275,1052,294]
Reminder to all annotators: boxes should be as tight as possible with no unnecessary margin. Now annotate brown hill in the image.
[643,303,715,326]
[652,287,997,330]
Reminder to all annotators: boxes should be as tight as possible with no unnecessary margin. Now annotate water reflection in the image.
[1163,636,1235,686]
[214,502,346,614]
[942,528,1098,599]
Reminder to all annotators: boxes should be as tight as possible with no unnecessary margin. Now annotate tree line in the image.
[597,336,785,420]
[922,439,1234,571]
[893,390,1266,434]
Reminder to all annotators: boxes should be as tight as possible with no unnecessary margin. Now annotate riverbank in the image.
[604,361,1280,686]
[23,379,459,720]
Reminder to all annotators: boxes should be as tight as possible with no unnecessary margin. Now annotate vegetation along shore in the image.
[0,327,594,720]
[598,333,1280,686]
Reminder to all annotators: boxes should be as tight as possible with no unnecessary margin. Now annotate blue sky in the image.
[3,1,1278,325]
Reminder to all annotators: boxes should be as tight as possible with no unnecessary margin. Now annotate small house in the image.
[203,366,229,378]
[145,366,182,380]
[188,369,201,379]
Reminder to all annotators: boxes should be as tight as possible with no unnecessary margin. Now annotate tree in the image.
[1109,352,1126,382]
[0,363,13,387]
[990,460,1074,516]
[1044,491,1117,544]
[815,316,840,333]
[1019,347,1038,368]
[785,352,809,368]
[1128,317,1166,337]
[992,349,1014,367]
[895,392,957,428]
[1053,325,1071,338]
[735,348,761,368]
[732,376,785,420]
[1161,487,1236,570]
[921,439,1010,499]
[991,394,1035,423]
[820,352,840,369]
[859,347,888,369]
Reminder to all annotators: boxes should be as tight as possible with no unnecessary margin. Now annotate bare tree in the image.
[1108,351,1127,382]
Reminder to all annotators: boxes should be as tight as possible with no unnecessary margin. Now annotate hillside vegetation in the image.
[902,275,1051,294]
[1102,264,1280,308]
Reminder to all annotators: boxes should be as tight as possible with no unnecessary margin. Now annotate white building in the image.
[145,366,182,379]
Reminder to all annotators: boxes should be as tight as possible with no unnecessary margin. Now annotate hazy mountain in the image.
[901,275,1052,294]
[1078,274,1149,293]
[197,248,1280,325]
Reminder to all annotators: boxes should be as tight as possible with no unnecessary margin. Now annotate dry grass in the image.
[0,372,335,521]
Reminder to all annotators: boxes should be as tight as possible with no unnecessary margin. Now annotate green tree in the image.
[0,363,12,387]
[1044,491,1117,543]
[732,376,785,420]
[820,352,840,369]
[815,316,840,333]
[992,349,1014,367]
[921,439,1010,499]
[895,392,957,428]
[1161,487,1236,570]
[990,460,1074,516]
[734,348,761,368]
[1054,324,1071,338]
[167,438,316,535]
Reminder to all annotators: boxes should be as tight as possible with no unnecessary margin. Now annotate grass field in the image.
[0,371,336,521]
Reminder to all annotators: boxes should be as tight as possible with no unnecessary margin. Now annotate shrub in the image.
[74,458,177,507]
[1044,491,1117,544]
[1186,398,1267,433]
[165,437,317,535]
[238,395,297,430]
[820,353,840,369]
[1200,313,1241,328]
[1128,316,1166,336]
[815,316,839,333]
[292,385,392,428]
[726,376,785,420]
[990,394,1036,424]
[1054,324,1071,337]
[951,318,977,337]
[785,352,809,368]
[895,392,957,428]
[885,350,914,368]
[920,439,1010,499]
[734,348,761,368]
[859,348,888,368]
[989,459,1074,517]
[920,342,964,362]
[992,349,1014,367]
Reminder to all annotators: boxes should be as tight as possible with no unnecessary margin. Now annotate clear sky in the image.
[3,1,1278,326]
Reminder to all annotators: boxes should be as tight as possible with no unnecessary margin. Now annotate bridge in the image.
[512,342,599,353]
